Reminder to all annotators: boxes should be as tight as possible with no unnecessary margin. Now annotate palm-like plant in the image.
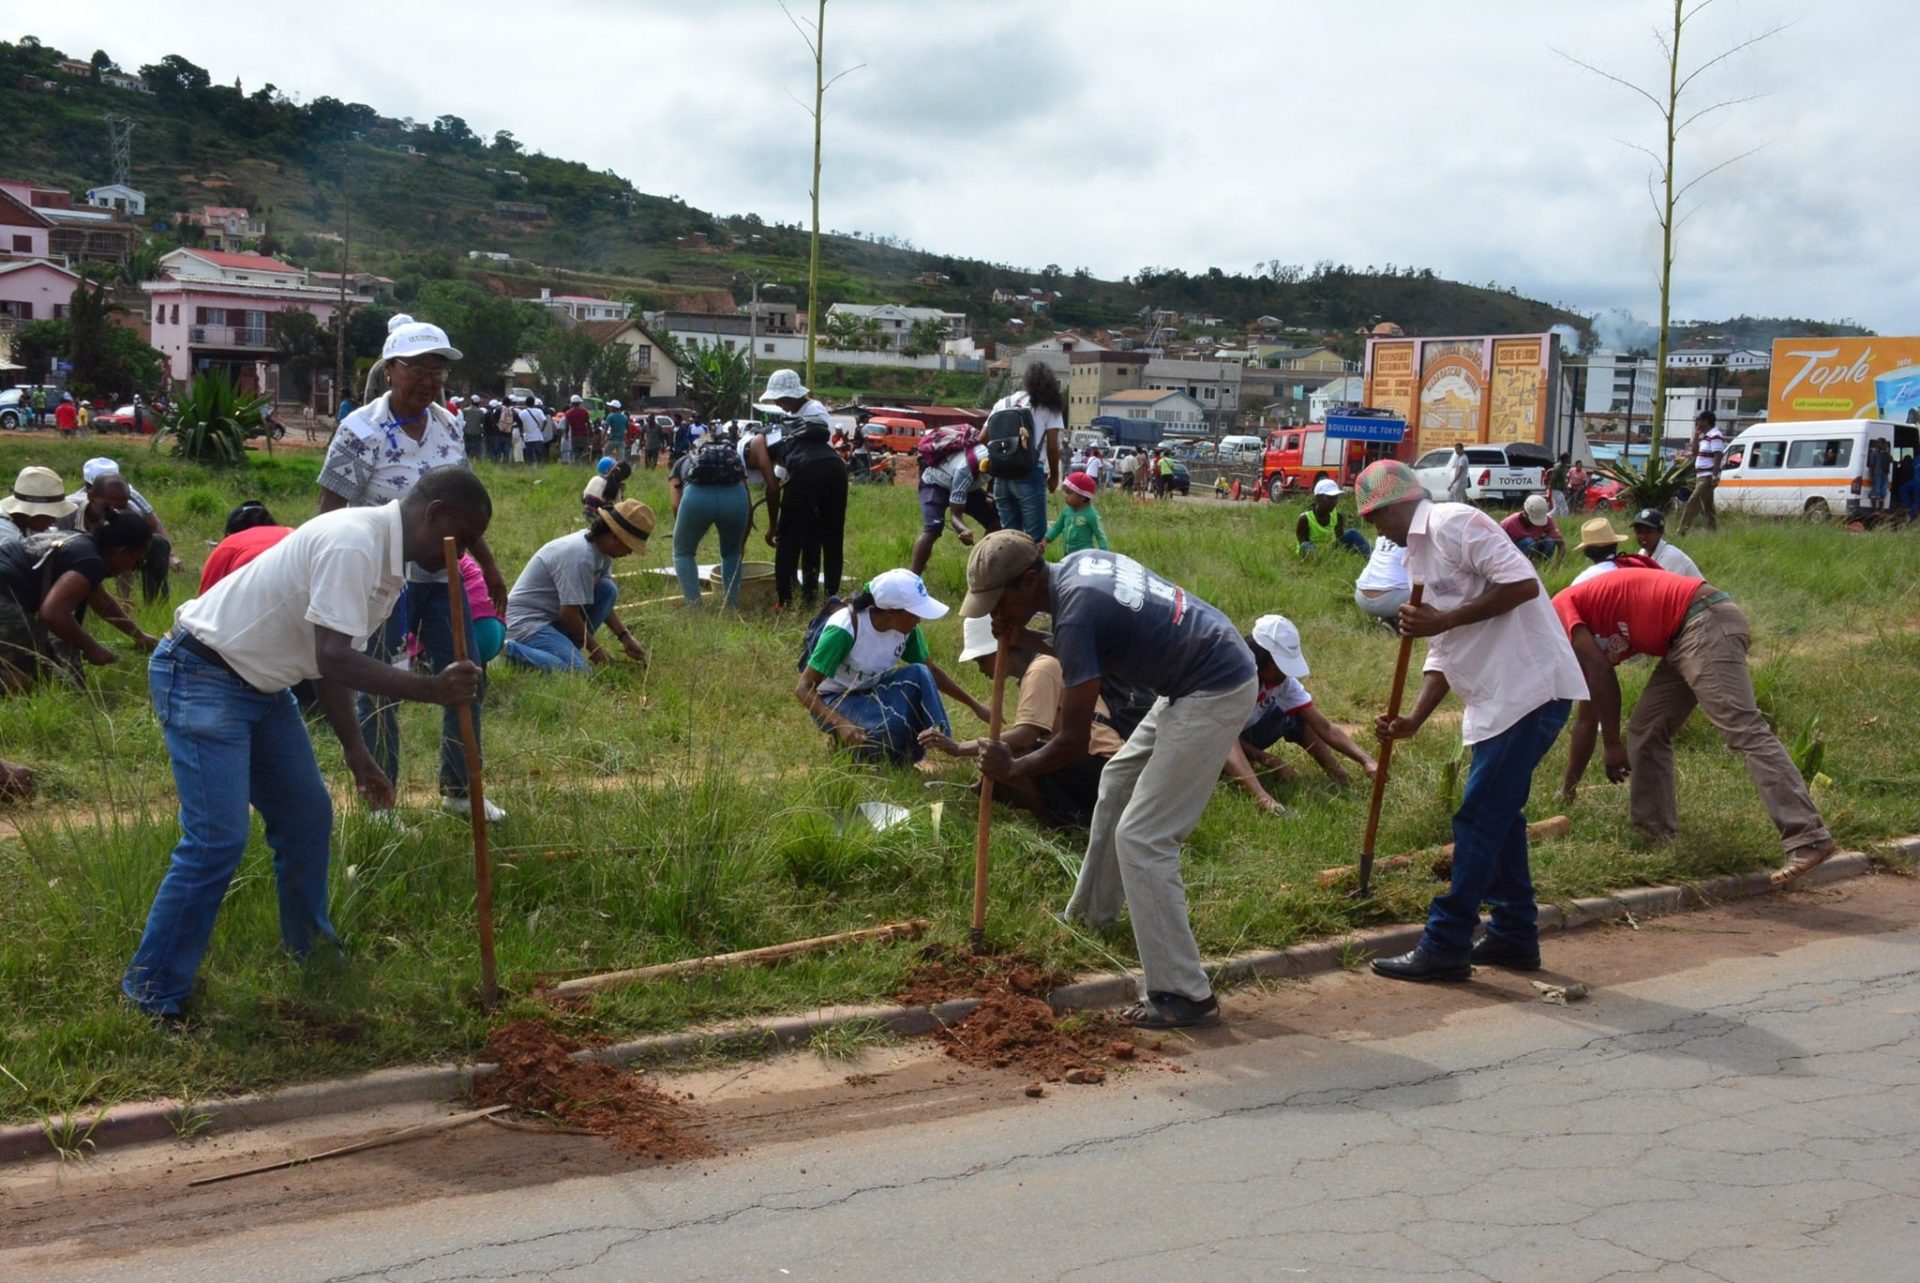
[679,340,753,422]
[1593,453,1693,514]
[155,370,269,467]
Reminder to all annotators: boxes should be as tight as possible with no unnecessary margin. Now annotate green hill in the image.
[2,38,1588,354]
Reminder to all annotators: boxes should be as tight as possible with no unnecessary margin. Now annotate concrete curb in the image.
[6,838,1913,1166]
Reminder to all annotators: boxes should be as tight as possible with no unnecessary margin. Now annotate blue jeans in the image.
[995,466,1049,542]
[1901,479,1920,519]
[123,638,336,1016]
[360,580,482,799]
[1515,536,1561,560]
[672,482,750,607]
[1422,698,1571,958]
[503,577,618,673]
[819,664,952,765]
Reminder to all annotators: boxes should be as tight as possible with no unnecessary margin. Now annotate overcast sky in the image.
[14,0,1917,334]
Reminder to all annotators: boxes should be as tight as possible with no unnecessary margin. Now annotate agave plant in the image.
[1593,454,1694,514]
[155,371,270,467]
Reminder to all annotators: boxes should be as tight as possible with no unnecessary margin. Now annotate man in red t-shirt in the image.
[54,398,79,434]
[199,501,292,593]
[1552,570,1834,885]
[562,396,591,461]
[1499,495,1563,561]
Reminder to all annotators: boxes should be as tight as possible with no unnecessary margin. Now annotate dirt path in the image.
[4,866,1913,1264]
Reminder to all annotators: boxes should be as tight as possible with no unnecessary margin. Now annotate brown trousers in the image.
[1627,598,1829,855]
[1677,475,1717,533]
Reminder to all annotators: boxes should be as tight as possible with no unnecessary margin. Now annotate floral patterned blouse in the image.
[318,393,469,509]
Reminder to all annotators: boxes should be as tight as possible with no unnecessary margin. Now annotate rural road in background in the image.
[11,874,1920,1282]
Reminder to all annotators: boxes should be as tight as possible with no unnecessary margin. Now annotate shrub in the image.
[155,371,269,467]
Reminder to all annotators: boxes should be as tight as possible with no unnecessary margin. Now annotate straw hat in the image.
[1575,518,1625,550]
[1,466,78,519]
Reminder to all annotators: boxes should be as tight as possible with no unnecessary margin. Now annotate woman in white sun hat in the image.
[317,314,511,823]
[758,368,849,612]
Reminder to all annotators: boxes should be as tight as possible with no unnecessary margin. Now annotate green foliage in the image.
[409,281,536,395]
[678,340,753,421]
[1595,455,1694,512]
[156,370,269,467]
[901,315,949,358]
[11,319,68,382]
[269,306,329,401]
[1790,718,1826,785]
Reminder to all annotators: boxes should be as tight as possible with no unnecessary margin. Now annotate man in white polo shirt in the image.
[1355,459,1588,982]
[1677,410,1726,535]
[121,469,493,1026]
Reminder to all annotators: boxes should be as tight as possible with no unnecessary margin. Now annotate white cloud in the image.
[18,0,1917,331]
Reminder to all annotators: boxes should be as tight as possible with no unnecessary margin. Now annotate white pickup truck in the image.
[1412,443,1552,505]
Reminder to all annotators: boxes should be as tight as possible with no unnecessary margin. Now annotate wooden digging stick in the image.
[188,1106,508,1186]
[1357,581,1425,899]
[443,536,499,1011]
[971,638,1011,955]
[542,920,930,998]
[1319,815,1571,888]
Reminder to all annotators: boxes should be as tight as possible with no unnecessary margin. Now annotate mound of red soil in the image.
[893,943,1067,1007]
[469,1020,716,1161]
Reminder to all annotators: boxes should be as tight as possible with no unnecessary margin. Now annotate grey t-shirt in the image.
[1049,550,1253,699]
[504,532,611,641]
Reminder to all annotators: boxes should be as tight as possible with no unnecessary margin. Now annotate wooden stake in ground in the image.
[188,1106,507,1186]
[443,536,499,1011]
[1357,582,1425,899]
[972,638,1011,955]
[1319,815,1571,887]
[542,920,929,998]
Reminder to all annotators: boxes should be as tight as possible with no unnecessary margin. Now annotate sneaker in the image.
[443,795,507,823]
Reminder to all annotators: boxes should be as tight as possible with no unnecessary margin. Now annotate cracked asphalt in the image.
[13,875,1920,1282]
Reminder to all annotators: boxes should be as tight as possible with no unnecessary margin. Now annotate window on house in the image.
[52,305,66,320]
[170,304,179,325]
[764,343,775,354]
[10,234,28,252]
[0,301,31,319]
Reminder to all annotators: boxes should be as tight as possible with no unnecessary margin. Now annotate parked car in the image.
[0,388,37,429]
[94,403,156,434]
[1716,418,1918,519]
[1160,460,1191,496]
[1410,442,1553,505]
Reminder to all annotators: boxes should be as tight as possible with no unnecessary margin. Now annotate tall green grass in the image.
[0,435,1915,1119]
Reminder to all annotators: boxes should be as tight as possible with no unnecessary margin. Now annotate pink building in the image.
[0,188,54,261]
[0,259,80,373]
[142,248,336,391]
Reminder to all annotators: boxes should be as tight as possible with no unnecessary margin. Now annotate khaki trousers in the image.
[1065,679,1256,1002]
[1627,599,1830,855]
[1678,475,1717,533]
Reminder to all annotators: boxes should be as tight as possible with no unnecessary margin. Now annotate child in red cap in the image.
[1043,471,1110,555]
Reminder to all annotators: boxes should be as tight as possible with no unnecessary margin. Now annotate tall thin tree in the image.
[782,0,862,392]
[1557,0,1782,445]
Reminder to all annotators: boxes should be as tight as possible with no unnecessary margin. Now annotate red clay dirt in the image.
[895,944,1144,1084]
[466,1020,715,1161]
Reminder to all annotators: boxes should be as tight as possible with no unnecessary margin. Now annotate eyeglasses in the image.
[393,358,450,382]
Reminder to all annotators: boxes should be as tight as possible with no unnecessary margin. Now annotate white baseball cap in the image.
[489,398,501,408]
[1251,614,1309,678]
[82,456,122,485]
[1313,478,1340,498]
[570,394,582,404]
[380,313,462,362]
[957,613,998,663]
[608,400,622,410]
[760,368,807,401]
[869,568,949,620]
[1524,494,1550,524]
[449,395,463,404]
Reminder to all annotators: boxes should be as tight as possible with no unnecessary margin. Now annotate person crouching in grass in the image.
[1221,614,1378,814]
[1043,471,1110,555]
[794,569,987,765]
[502,500,653,672]
[121,469,493,1029]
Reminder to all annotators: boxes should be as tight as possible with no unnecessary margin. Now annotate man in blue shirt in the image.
[965,531,1256,1030]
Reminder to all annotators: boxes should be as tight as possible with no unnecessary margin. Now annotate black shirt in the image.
[0,531,109,613]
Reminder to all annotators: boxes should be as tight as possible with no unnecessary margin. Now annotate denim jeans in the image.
[1514,535,1561,560]
[1421,698,1571,958]
[672,482,750,607]
[995,465,1049,541]
[503,578,618,673]
[1302,529,1371,557]
[122,638,336,1016]
[817,664,951,764]
[360,580,482,798]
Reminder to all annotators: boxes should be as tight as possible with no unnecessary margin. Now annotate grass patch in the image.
[0,435,1915,1121]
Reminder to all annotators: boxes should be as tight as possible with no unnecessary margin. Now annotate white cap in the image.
[1524,494,1550,524]
[1313,478,1340,498]
[608,400,622,410]
[958,614,998,663]
[449,395,463,403]
[82,456,122,485]
[869,568,949,620]
[1251,614,1309,678]
[570,394,582,404]
[760,368,807,401]
[381,313,462,362]
[489,398,501,408]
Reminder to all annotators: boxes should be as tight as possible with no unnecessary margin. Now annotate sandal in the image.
[1121,991,1222,1030]
[1770,842,1837,887]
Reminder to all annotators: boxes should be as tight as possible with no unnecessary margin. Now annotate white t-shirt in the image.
[1694,428,1725,476]
[518,408,547,444]
[1404,499,1588,744]
[1084,455,1105,485]
[1355,537,1409,593]
[1245,675,1312,730]
[1571,559,1617,585]
[1648,537,1701,578]
[811,606,920,697]
[173,503,406,693]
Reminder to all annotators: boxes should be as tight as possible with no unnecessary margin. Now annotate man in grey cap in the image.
[1629,508,1700,578]
[964,530,1256,1029]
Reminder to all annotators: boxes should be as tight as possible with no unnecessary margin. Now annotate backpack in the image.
[982,403,1037,478]
[796,595,855,672]
[685,437,745,486]
[1095,676,1156,740]
[916,424,976,472]
[786,412,833,444]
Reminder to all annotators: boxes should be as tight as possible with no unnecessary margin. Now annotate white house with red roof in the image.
[539,288,631,323]
[142,248,337,390]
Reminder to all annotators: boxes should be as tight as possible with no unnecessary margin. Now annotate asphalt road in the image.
[12,878,1920,1282]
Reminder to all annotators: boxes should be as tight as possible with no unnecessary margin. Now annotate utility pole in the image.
[330,138,351,427]
[803,0,826,391]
